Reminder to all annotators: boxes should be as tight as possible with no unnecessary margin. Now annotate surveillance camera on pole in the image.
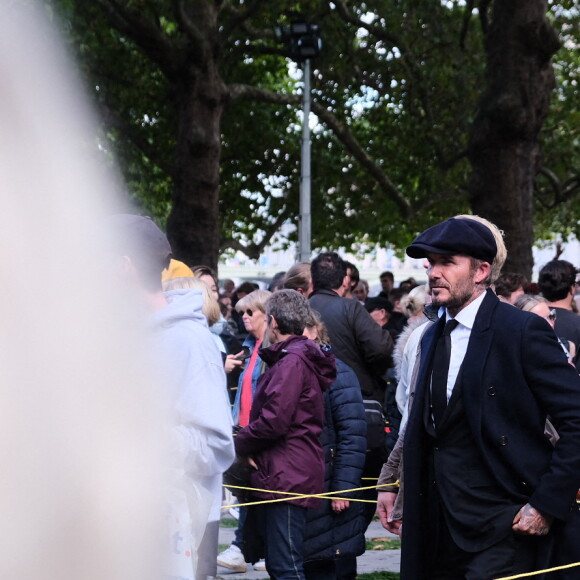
[274,20,322,262]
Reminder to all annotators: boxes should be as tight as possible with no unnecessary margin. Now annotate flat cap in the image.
[406,218,496,263]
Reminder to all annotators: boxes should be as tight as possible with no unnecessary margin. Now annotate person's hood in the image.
[150,288,208,330]
[260,334,336,392]
[210,316,228,336]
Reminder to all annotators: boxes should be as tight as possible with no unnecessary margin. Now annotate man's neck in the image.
[548,297,573,310]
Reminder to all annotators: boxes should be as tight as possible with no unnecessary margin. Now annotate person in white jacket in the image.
[105,214,235,580]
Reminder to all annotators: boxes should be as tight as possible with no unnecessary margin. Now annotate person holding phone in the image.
[218,289,272,573]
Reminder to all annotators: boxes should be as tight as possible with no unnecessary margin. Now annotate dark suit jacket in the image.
[401,289,580,579]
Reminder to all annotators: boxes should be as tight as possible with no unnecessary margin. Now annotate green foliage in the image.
[365,537,402,551]
[54,0,579,258]
[534,1,580,244]
[357,572,400,580]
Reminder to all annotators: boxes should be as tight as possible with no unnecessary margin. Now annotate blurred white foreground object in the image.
[0,4,174,580]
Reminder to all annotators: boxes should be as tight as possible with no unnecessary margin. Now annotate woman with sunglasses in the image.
[218,289,272,574]
[514,294,576,366]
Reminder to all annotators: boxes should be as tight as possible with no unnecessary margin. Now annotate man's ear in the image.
[474,261,491,285]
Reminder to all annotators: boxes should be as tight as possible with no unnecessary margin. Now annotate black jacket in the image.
[401,290,580,579]
[310,289,393,402]
[304,359,368,561]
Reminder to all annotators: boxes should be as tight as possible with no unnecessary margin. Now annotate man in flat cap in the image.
[379,216,580,579]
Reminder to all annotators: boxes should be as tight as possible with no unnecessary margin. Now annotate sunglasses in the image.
[548,309,557,321]
[243,309,254,316]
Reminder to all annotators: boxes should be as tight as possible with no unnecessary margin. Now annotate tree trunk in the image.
[166,5,225,272]
[468,0,560,279]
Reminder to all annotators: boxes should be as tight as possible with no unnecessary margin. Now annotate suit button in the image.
[488,386,496,396]
[499,436,508,446]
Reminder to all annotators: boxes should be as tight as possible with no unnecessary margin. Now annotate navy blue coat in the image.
[304,359,368,561]
[401,290,580,579]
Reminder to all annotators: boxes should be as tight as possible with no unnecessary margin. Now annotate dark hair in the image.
[538,260,577,302]
[268,271,287,292]
[103,214,171,292]
[191,265,218,288]
[311,252,346,291]
[236,281,259,295]
[494,272,528,298]
[344,261,360,291]
[380,271,394,282]
[267,289,311,335]
[399,277,417,291]
[388,287,407,304]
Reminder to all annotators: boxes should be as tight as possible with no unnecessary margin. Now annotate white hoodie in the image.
[150,288,235,480]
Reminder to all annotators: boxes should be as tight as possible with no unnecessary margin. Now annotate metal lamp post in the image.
[275,20,322,262]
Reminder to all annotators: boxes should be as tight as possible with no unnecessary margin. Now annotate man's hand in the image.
[331,499,350,513]
[512,503,553,536]
[377,491,402,535]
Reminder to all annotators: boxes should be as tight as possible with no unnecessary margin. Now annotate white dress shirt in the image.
[439,290,487,402]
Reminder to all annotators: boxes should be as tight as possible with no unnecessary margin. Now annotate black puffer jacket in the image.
[310,289,393,402]
[303,358,368,561]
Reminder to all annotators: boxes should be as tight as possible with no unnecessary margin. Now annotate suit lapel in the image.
[407,316,443,437]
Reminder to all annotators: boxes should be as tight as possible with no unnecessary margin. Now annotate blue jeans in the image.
[232,506,247,550]
[260,503,308,580]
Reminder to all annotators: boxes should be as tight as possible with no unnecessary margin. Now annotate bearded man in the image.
[381,217,580,580]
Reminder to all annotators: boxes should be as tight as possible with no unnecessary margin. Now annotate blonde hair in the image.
[514,294,548,313]
[454,214,507,285]
[284,262,311,294]
[305,308,331,348]
[236,289,272,315]
[162,277,221,325]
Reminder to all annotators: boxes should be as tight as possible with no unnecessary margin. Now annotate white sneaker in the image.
[217,545,247,573]
[253,560,266,571]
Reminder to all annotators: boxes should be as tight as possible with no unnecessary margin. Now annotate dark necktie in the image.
[431,319,459,426]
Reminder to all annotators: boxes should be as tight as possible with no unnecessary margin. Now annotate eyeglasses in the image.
[243,309,253,317]
[548,309,557,321]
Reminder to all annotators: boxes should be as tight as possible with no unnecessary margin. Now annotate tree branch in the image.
[219,0,266,42]
[171,0,207,56]
[220,207,290,259]
[459,0,475,50]
[94,0,178,76]
[478,0,492,35]
[534,167,580,209]
[332,0,461,171]
[228,83,412,218]
[98,100,173,177]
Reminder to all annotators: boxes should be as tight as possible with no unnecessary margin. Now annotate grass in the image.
[219,517,239,528]
[365,537,402,551]
[357,572,400,580]
[218,543,230,553]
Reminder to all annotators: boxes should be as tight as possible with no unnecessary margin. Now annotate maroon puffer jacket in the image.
[234,334,336,508]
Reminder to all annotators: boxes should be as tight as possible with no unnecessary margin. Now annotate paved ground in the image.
[216,517,401,579]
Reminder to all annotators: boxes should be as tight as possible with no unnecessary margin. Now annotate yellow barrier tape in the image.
[495,561,580,579]
[221,482,398,509]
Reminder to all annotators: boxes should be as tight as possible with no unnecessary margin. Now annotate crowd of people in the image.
[11,6,579,580]
[109,212,580,580]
